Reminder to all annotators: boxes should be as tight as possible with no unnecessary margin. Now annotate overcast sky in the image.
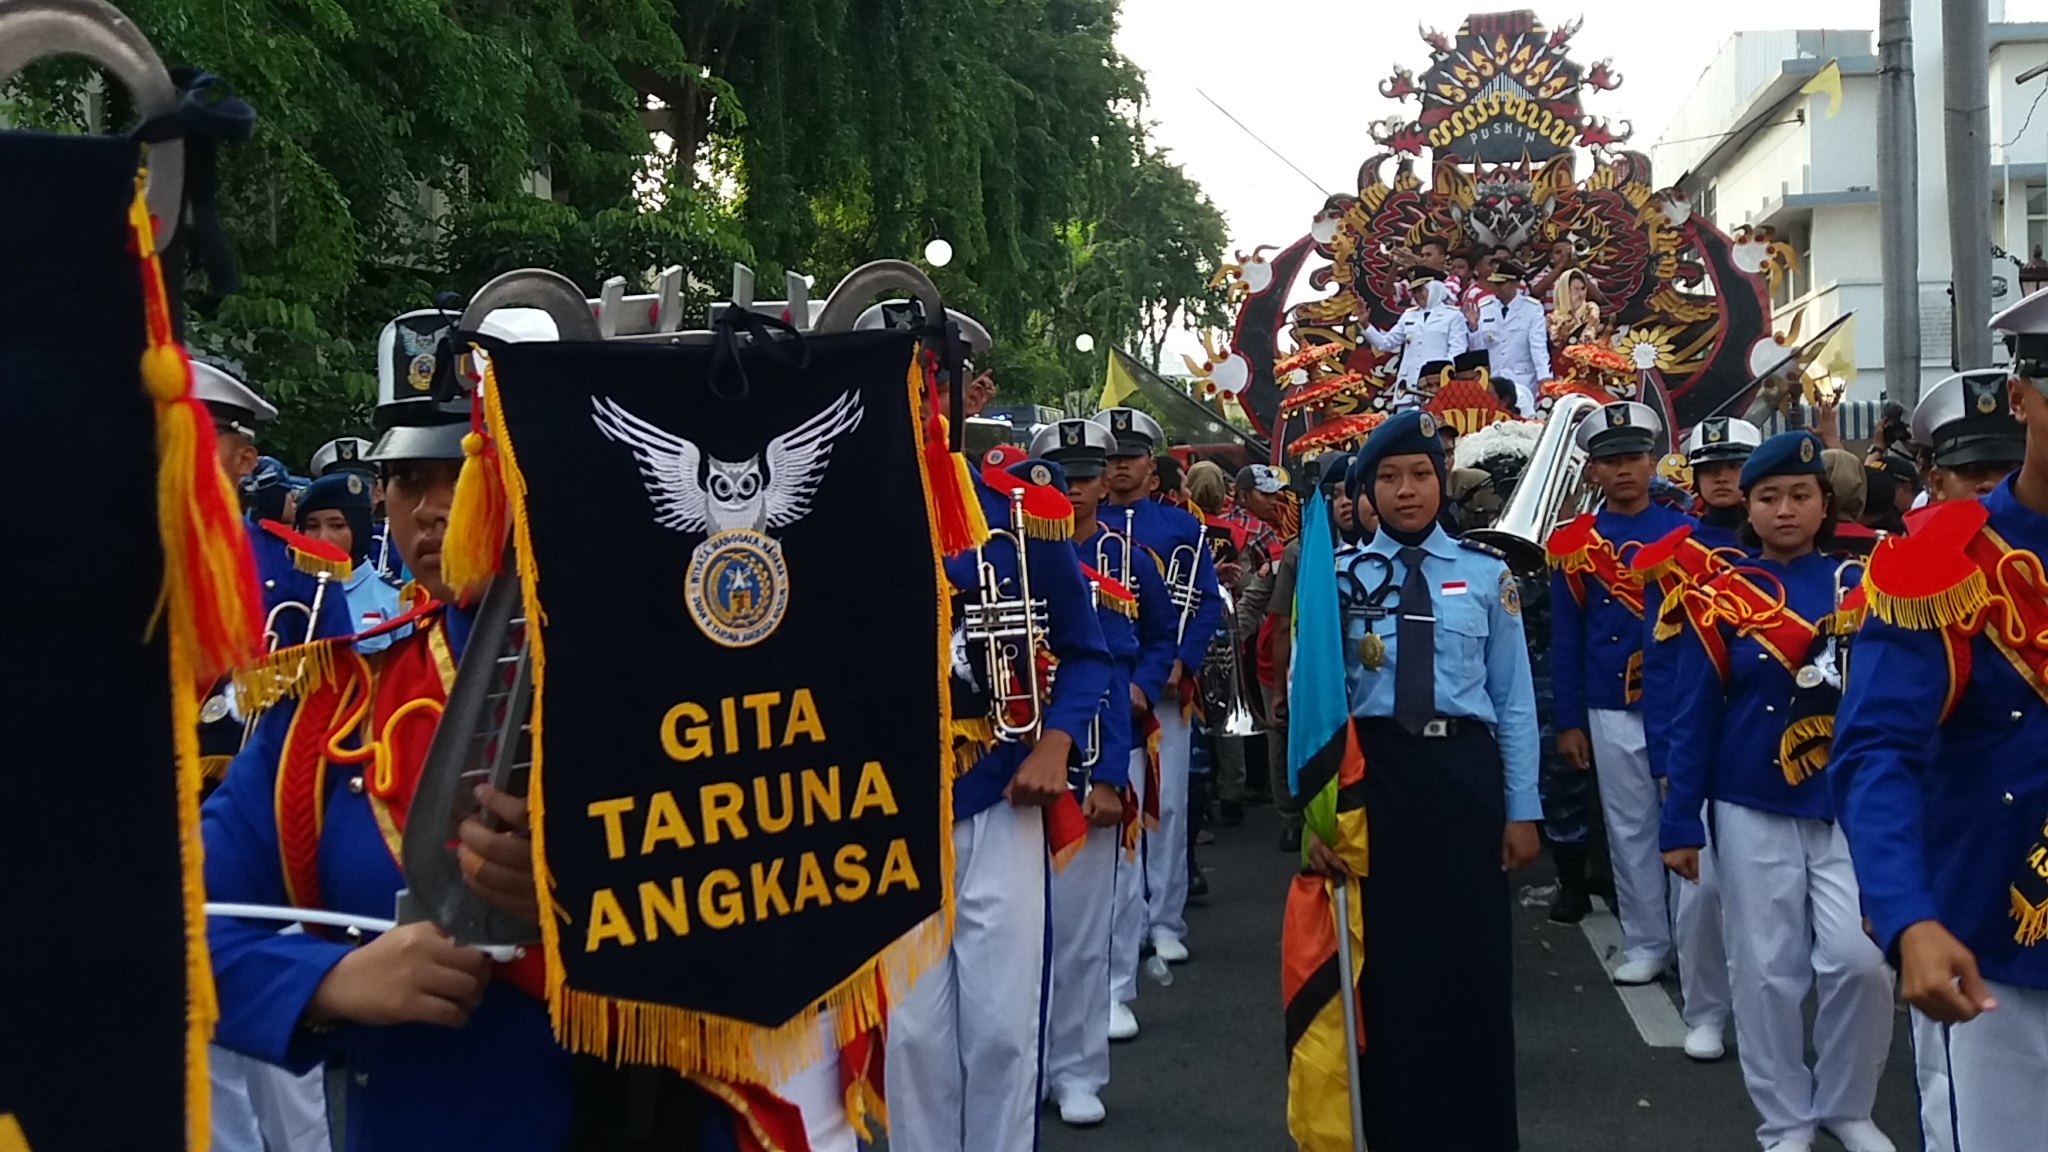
[1114,0,2048,366]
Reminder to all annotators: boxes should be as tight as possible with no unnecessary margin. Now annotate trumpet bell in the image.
[1466,393,1602,574]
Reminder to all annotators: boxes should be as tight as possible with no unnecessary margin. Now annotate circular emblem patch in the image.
[1030,463,1052,487]
[346,474,365,495]
[1417,412,1438,438]
[1800,437,1815,462]
[1978,391,2000,414]
[407,352,437,392]
[1500,569,1522,617]
[684,529,790,648]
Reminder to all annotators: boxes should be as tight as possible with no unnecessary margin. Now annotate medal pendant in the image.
[1795,666,1823,690]
[1359,632,1386,671]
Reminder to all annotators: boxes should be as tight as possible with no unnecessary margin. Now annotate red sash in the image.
[1546,516,1647,617]
[272,613,547,998]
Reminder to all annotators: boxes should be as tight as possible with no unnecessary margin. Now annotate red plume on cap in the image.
[980,463,1075,541]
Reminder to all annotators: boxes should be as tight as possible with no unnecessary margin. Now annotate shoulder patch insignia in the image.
[1500,568,1521,616]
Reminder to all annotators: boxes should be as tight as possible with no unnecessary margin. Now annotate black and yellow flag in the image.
[480,327,954,1085]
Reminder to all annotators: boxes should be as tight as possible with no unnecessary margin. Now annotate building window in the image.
[2029,185,2048,257]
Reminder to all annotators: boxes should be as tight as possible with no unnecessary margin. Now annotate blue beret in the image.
[1005,456,1069,495]
[297,470,375,515]
[1739,429,1827,490]
[1345,410,1446,497]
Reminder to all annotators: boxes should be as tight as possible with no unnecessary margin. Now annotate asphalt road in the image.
[1043,805,1929,1152]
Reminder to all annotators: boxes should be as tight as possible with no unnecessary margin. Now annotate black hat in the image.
[1028,419,1117,479]
[1453,349,1490,374]
[1486,260,1527,284]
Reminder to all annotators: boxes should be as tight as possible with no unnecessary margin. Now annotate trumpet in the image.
[1197,582,1260,737]
[964,486,1051,742]
[234,570,337,747]
[1165,542,1204,644]
[1076,577,1103,769]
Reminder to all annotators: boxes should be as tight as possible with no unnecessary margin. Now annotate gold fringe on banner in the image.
[497,348,962,1085]
[169,629,217,1150]
[2012,886,2048,947]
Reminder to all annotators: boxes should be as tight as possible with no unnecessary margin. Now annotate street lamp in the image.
[1074,333,1095,353]
[2023,245,2048,297]
[923,238,954,268]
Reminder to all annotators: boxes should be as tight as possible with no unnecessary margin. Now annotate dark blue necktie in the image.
[1395,546,1436,735]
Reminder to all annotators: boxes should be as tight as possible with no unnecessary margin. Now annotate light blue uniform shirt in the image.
[1340,524,1543,822]
[342,564,403,655]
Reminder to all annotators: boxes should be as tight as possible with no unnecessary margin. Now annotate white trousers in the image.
[208,1046,331,1152]
[1588,709,1672,966]
[1044,822,1117,1100]
[1673,802,1731,1031]
[1912,1007,1956,1152]
[1145,705,1191,945]
[770,1011,857,1152]
[1713,801,1893,1149]
[1110,750,1146,1007]
[1946,979,2048,1152]
[885,803,1047,1152]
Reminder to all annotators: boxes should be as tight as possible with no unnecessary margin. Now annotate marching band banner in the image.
[483,328,952,1082]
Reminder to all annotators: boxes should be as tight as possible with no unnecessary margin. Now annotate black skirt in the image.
[1356,719,1518,1151]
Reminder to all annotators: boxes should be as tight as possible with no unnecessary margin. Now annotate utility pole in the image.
[1878,0,1924,406]
[1945,0,1994,368]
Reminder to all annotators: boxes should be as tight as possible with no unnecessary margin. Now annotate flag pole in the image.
[1331,876,1367,1152]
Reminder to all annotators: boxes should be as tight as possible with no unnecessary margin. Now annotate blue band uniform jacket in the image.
[1833,479,2048,990]
[945,475,1113,822]
[1659,552,1853,850]
[1078,525,1144,789]
[1548,504,1695,730]
[1109,496,1224,704]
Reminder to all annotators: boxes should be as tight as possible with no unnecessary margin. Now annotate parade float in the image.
[1185,10,1800,457]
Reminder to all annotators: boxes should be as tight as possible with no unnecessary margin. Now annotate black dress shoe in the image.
[1279,827,1302,852]
[1189,869,1210,898]
[1548,886,1592,924]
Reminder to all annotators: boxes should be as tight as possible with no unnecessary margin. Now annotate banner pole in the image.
[1332,876,1366,1152]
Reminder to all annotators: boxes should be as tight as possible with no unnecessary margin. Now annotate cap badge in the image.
[407,352,437,392]
[338,441,357,459]
[1113,411,1131,431]
[346,474,365,495]
[1063,424,1082,446]
[1030,463,1052,487]
[1706,425,1723,443]
[1417,412,1438,438]
[1978,390,2000,414]
[1800,437,1815,462]
[1606,406,1628,428]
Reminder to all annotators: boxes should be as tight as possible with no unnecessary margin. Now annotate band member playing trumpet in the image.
[887,418,1112,1152]
[1018,424,1133,1127]
[1659,431,1894,1152]
[1317,409,1541,1150]
[1092,408,1222,968]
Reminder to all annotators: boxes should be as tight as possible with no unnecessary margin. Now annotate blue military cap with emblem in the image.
[1911,369,2024,468]
[1682,416,1762,464]
[1090,407,1165,457]
[1576,400,1662,459]
[1028,418,1117,479]
[1345,409,1445,500]
[1739,429,1826,490]
[1006,456,1069,495]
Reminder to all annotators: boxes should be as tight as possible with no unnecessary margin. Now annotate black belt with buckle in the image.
[1361,716,1471,738]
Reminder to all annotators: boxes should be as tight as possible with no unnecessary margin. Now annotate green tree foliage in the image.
[4,0,1226,463]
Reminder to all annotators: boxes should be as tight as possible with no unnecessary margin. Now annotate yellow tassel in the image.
[288,548,351,581]
[951,450,990,549]
[168,630,217,1152]
[1866,569,1992,631]
[444,427,508,595]
[1778,715,1834,787]
[1102,593,1138,619]
[1020,510,1074,541]
[231,640,338,716]
[2012,886,2048,947]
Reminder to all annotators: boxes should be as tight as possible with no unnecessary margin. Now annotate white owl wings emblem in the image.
[590,390,865,535]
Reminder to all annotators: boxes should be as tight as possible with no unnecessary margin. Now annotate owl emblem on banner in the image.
[591,391,864,647]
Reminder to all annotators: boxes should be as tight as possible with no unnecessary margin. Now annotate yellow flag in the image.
[1100,348,1141,410]
[1800,58,1843,119]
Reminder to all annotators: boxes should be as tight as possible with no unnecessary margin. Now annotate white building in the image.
[1649,1,2048,402]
